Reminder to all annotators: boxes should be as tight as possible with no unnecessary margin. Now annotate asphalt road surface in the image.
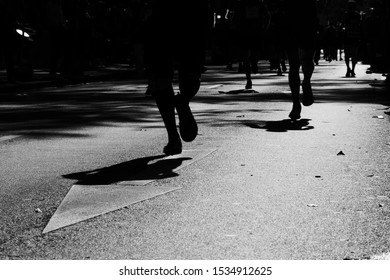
[1,60,390,260]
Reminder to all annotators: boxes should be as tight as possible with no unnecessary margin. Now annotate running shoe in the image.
[302,80,314,106]
[163,140,182,155]
[175,94,198,142]
[289,103,302,120]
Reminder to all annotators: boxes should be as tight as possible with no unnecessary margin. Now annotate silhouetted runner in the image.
[284,0,319,120]
[229,0,270,89]
[342,0,362,78]
[143,0,208,155]
[267,0,288,76]
[46,0,67,77]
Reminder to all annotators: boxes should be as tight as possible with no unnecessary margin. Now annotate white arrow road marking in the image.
[42,184,181,234]
[43,148,217,234]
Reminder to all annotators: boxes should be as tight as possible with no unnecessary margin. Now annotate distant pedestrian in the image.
[284,0,319,120]
[229,0,270,89]
[62,0,88,80]
[45,0,67,77]
[362,3,386,74]
[143,0,208,155]
[324,22,338,62]
[342,0,362,78]
[267,0,287,76]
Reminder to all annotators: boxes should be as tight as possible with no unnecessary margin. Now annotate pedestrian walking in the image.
[324,22,338,62]
[283,0,319,120]
[143,0,208,155]
[62,0,88,80]
[229,0,270,89]
[45,0,67,78]
[342,0,362,78]
[267,0,287,76]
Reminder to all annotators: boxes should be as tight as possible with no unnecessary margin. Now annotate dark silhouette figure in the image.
[362,3,387,74]
[267,0,287,76]
[284,0,318,120]
[229,0,270,89]
[342,0,362,78]
[324,22,338,62]
[0,0,18,83]
[143,0,208,155]
[45,0,67,77]
[62,0,88,80]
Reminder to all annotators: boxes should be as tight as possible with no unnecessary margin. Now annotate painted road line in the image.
[207,84,223,89]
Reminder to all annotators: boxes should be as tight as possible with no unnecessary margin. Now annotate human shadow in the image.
[63,154,191,185]
[244,119,314,132]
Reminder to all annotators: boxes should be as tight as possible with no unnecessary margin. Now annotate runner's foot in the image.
[289,103,302,120]
[245,80,252,89]
[163,140,182,155]
[302,80,314,106]
[175,94,198,142]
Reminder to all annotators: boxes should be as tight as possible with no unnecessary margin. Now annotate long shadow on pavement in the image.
[243,119,314,132]
[63,154,191,185]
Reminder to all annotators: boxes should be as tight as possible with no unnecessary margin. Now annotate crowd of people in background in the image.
[0,0,389,86]
[213,0,390,83]
[0,0,152,82]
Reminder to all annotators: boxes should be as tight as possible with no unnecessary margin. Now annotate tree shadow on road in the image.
[63,154,191,185]
[243,119,314,132]
[1,63,388,137]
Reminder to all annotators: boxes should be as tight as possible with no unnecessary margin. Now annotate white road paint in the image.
[43,148,217,233]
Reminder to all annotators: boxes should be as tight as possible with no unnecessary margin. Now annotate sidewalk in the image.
[0,64,138,94]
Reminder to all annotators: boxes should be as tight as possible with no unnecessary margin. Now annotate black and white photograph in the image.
[1,0,390,278]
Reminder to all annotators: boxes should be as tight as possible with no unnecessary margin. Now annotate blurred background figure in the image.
[45,0,66,78]
[267,0,287,76]
[323,21,338,62]
[342,0,362,77]
[228,0,270,89]
[62,0,89,81]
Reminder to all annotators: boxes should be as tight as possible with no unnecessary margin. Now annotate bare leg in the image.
[301,49,315,106]
[351,46,358,77]
[301,49,315,81]
[244,50,252,89]
[287,48,302,119]
[344,45,352,77]
[176,72,199,142]
[287,49,301,101]
[152,79,182,155]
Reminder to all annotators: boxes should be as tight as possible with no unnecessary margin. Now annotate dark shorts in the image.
[143,3,207,81]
